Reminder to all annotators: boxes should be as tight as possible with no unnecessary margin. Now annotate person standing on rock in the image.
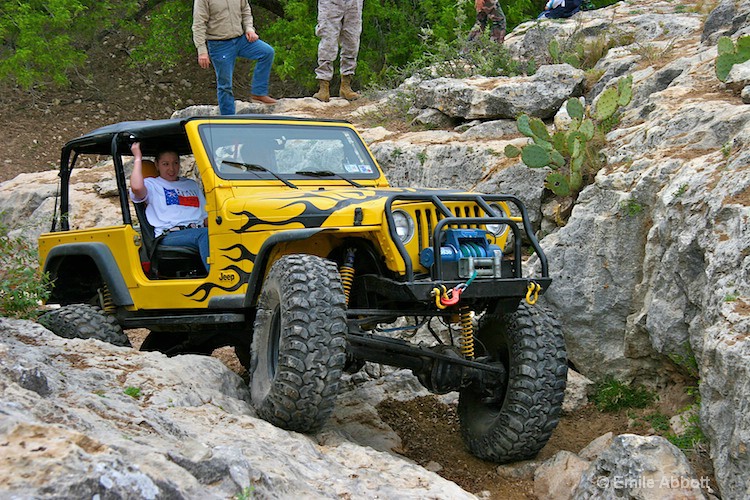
[468,0,506,44]
[192,0,277,115]
[312,0,363,102]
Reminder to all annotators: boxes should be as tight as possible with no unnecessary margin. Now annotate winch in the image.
[419,228,504,279]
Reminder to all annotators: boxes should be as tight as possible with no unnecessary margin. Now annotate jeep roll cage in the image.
[53,115,353,231]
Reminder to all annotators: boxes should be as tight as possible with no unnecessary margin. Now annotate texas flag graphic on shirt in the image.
[164,188,200,207]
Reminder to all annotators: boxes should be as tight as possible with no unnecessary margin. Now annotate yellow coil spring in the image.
[340,265,355,305]
[99,285,116,314]
[458,307,474,359]
[339,248,357,306]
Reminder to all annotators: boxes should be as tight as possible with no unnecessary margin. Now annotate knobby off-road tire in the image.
[458,301,567,463]
[38,304,131,347]
[250,254,347,433]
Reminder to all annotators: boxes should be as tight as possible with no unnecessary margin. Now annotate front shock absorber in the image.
[339,248,356,306]
[98,284,116,314]
[458,306,474,359]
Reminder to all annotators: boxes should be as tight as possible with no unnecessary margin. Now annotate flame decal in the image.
[231,191,387,233]
[185,188,421,302]
[221,243,257,263]
[184,265,251,302]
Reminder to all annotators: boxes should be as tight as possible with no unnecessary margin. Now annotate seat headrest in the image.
[142,159,158,178]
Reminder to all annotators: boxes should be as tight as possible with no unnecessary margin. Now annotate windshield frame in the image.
[197,122,381,182]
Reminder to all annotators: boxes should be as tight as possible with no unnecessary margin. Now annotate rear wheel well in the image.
[47,255,105,305]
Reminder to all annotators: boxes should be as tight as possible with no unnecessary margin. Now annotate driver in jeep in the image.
[129,142,210,273]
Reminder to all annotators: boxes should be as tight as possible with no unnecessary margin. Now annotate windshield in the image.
[198,123,379,180]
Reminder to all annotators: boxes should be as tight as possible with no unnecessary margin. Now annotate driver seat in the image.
[132,160,205,278]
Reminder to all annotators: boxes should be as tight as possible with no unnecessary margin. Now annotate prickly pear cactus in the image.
[567,98,584,120]
[715,35,750,82]
[549,39,560,62]
[594,88,619,121]
[594,74,633,121]
[506,75,634,198]
[521,144,551,168]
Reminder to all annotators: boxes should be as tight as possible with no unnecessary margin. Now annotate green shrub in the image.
[0,0,139,89]
[0,218,51,319]
[592,377,656,412]
[388,26,523,86]
[548,30,635,71]
[129,1,194,69]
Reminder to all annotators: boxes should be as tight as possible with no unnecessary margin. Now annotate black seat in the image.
[132,201,205,278]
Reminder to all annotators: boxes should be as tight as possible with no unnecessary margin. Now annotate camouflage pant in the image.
[468,0,506,44]
[315,0,363,81]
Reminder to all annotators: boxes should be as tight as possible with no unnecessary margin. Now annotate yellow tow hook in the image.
[432,285,449,310]
[526,281,541,305]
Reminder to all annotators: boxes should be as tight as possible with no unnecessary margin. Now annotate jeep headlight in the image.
[392,209,415,243]
[486,203,507,237]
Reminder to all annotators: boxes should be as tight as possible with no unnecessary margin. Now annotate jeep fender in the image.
[242,228,330,308]
[44,242,133,306]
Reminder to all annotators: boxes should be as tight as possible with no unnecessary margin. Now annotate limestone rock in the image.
[574,434,707,499]
[562,369,594,414]
[0,319,474,499]
[412,65,585,120]
[534,450,589,500]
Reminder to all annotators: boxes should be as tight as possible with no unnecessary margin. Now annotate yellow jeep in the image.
[38,115,566,463]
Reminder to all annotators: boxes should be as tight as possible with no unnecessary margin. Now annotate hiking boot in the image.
[313,80,330,102]
[340,75,360,101]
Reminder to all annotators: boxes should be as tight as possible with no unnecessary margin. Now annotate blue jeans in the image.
[207,36,275,115]
[161,227,210,273]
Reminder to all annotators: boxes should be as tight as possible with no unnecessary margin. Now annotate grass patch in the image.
[123,386,142,399]
[667,412,707,450]
[592,377,657,412]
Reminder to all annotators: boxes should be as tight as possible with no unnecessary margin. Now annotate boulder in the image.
[574,434,707,499]
[0,318,474,499]
[412,65,585,120]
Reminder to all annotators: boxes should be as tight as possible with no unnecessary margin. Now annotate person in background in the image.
[312,0,363,102]
[129,142,210,273]
[538,0,583,19]
[468,0,506,44]
[192,0,277,114]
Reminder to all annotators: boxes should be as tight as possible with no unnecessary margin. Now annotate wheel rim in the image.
[265,306,281,381]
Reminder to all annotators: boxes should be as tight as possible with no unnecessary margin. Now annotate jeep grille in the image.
[414,204,484,250]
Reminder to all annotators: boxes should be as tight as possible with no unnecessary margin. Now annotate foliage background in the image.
[0,0,620,93]
[2,0,486,91]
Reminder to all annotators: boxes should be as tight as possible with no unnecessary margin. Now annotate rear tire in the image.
[250,254,347,433]
[458,301,567,462]
[38,304,131,347]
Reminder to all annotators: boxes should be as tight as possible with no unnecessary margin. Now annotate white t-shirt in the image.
[130,176,208,237]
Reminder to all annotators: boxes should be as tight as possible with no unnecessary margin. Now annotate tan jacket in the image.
[192,0,255,55]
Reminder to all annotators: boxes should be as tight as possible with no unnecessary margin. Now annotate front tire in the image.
[250,254,347,433]
[458,301,567,462]
[38,304,131,347]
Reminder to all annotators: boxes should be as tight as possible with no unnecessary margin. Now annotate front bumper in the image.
[357,274,552,303]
